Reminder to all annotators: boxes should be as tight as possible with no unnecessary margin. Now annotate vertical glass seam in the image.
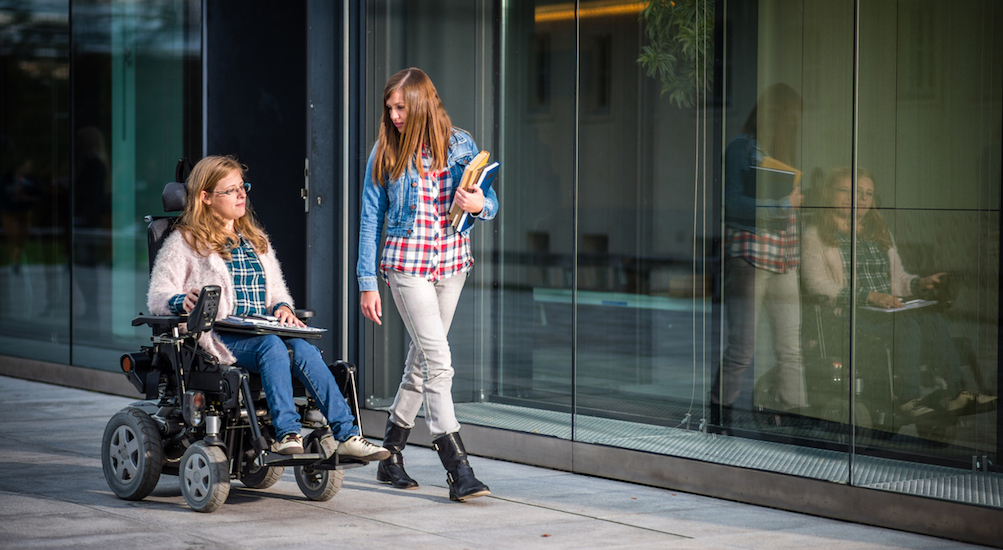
[68,0,76,364]
[342,0,351,360]
[571,0,580,446]
[848,0,861,484]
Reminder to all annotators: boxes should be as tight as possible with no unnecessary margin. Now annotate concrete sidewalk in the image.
[0,375,991,550]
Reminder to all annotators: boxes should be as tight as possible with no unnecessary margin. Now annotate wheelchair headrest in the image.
[162,181,187,213]
[162,157,194,213]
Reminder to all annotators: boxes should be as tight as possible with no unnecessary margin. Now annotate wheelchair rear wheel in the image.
[101,407,164,501]
[295,435,343,501]
[817,397,876,444]
[915,414,958,446]
[180,441,230,512]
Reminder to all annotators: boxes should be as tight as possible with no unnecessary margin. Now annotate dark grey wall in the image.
[205,1,308,306]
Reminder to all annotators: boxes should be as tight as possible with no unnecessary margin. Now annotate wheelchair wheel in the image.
[817,397,875,445]
[915,415,958,446]
[101,407,164,501]
[295,435,343,501]
[180,441,230,512]
[241,463,284,489]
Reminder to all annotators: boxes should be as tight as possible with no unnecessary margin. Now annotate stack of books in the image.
[448,150,499,232]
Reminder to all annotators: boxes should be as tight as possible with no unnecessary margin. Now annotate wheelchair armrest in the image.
[133,314,186,335]
[295,309,315,321]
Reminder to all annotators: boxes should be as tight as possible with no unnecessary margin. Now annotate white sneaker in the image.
[274,433,304,455]
[338,435,391,461]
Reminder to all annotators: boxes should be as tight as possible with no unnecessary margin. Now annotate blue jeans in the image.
[217,333,359,441]
[856,309,964,402]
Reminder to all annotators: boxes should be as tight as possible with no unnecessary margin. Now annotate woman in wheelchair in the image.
[801,167,995,423]
[147,155,390,461]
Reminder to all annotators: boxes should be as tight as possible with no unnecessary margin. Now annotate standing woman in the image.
[149,155,389,461]
[358,68,498,501]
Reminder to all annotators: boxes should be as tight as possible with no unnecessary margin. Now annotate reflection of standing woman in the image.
[358,68,498,501]
[712,83,807,429]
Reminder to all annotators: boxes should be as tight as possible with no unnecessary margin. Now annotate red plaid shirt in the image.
[380,155,473,282]
[724,214,799,273]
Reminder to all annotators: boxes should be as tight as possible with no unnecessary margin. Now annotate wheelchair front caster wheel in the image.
[180,441,230,512]
[102,407,165,501]
[295,435,343,501]
[241,463,284,489]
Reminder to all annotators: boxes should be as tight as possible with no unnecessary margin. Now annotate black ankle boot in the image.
[376,419,418,489]
[432,432,490,502]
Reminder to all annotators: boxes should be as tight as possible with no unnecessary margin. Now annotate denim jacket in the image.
[357,127,499,292]
[724,134,795,233]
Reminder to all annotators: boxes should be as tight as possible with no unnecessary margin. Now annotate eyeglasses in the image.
[213,182,251,197]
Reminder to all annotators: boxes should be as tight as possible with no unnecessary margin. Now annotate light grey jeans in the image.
[386,270,466,437]
[713,258,807,410]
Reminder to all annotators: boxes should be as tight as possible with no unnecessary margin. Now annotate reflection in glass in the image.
[362,0,1000,507]
[802,169,993,444]
[70,0,197,369]
[712,83,806,433]
[492,1,575,440]
[0,2,71,362]
[848,0,1000,495]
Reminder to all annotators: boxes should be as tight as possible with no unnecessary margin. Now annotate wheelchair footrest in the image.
[261,452,325,468]
[260,451,369,470]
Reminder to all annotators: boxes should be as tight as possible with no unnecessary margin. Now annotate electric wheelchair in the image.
[101,161,367,512]
[754,273,985,446]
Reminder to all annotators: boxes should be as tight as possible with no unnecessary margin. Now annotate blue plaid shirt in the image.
[168,235,290,316]
[837,232,891,306]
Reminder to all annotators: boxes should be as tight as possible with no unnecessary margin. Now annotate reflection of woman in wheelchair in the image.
[801,167,995,433]
[148,155,389,461]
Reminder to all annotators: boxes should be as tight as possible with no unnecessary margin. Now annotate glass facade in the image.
[363,0,1002,508]
[1,0,999,525]
[0,0,200,368]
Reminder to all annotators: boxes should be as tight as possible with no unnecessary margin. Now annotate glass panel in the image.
[361,1,524,431]
[490,1,576,439]
[851,0,1001,503]
[359,0,1002,506]
[707,0,854,481]
[0,1,71,362]
[70,0,196,369]
[570,1,714,448]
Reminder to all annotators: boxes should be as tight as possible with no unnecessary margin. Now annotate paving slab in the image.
[0,375,992,550]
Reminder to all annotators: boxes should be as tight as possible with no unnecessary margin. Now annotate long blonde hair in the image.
[372,68,452,185]
[175,155,269,260]
[814,167,893,252]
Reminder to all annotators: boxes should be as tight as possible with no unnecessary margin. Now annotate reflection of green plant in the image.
[637,0,714,109]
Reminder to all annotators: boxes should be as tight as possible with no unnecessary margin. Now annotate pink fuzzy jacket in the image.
[146,230,295,365]
[801,224,917,304]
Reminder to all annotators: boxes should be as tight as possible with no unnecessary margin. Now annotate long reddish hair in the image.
[814,167,893,251]
[372,68,452,185]
[175,155,269,260]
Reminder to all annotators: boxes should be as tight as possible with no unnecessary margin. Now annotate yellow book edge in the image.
[759,155,802,188]
[449,150,490,223]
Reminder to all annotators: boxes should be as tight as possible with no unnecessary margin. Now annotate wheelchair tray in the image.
[214,316,326,340]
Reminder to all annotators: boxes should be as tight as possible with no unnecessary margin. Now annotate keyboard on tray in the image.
[215,315,327,338]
